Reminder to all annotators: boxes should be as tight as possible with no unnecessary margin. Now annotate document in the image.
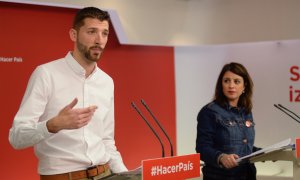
[237,138,294,163]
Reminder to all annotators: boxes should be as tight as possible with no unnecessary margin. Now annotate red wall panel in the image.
[0,2,175,179]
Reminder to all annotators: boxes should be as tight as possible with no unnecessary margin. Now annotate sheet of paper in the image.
[237,138,293,163]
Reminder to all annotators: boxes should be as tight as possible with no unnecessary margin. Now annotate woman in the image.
[196,62,259,180]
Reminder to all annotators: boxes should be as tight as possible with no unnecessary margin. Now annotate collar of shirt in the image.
[224,102,245,113]
[65,52,98,78]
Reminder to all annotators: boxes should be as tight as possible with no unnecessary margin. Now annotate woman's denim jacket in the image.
[196,101,256,176]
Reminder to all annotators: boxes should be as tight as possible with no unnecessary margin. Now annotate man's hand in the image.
[47,98,98,133]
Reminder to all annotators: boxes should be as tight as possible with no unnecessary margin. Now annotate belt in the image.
[40,163,110,180]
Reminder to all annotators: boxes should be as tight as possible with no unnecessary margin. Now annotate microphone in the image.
[278,104,300,120]
[131,102,165,157]
[274,104,300,124]
[141,99,174,156]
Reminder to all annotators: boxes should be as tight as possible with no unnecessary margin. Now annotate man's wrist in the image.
[46,117,59,133]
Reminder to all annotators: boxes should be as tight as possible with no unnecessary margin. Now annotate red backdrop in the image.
[0,2,176,179]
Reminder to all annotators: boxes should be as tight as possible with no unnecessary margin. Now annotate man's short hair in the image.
[73,7,110,30]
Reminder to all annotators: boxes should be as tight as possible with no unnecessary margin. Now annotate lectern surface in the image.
[102,174,142,180]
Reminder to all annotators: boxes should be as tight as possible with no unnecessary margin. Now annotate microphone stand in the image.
[274,104,300,124]
[131,102,165,157]
[141,99,174,156]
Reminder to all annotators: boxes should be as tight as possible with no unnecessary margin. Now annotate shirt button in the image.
[243,139,247,144]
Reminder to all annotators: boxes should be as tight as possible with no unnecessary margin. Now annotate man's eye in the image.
[103,32,109,36]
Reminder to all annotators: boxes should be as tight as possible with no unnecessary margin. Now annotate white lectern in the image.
[250,149,300,180]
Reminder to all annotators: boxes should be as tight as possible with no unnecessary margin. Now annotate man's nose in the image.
[95,33,101,44]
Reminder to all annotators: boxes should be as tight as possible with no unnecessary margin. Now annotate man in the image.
[9,7,127,180]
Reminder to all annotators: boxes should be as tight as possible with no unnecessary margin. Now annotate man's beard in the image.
[77,41,103,62]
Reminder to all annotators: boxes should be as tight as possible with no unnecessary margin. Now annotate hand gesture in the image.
[47,98,97,133]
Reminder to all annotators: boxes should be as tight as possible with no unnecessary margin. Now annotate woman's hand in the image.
[219,154,239,169]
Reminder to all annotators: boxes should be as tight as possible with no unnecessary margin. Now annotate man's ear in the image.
[69,28,77,42]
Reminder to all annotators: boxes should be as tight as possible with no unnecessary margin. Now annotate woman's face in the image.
[222,71,245,107]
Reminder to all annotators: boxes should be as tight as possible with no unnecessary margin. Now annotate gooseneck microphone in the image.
[274,104,300,124]
[141,99,174,157]
[131,102,165,157]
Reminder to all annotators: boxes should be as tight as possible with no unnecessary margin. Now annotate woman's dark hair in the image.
[73,7,110,30]
[214,62,254,113]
